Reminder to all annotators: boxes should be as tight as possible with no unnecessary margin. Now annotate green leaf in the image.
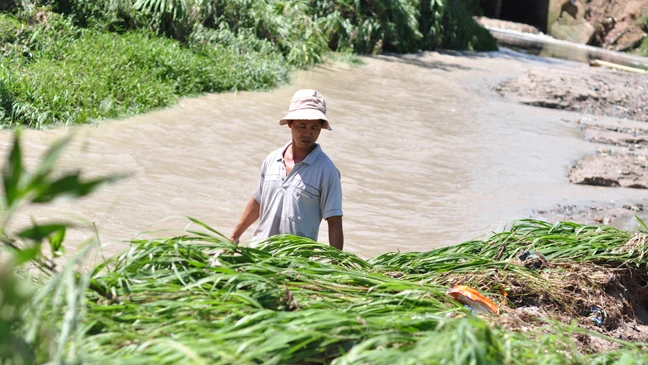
[636,216,648,233]
[29,135,73,189]
[48,226,66,257]
[17,223,67,243]
[185,216,229,240]
[14,244,42,265]
[2,132,24,209]
[31,173,127,204]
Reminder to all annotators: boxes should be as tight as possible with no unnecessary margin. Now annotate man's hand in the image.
[230,197,260,246]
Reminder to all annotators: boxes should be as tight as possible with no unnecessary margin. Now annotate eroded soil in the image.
[439,240,648,354]
[586,0,648,52]
[532,203,645,227]
[569,152,648,188]
[498,260,648,354]
[579,122,648,148]
[497,67,648,122]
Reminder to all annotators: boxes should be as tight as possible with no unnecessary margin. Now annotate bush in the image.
[0,25,289,128]
[10,0,497,61]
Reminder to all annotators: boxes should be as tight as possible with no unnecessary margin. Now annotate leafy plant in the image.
[1,132,124,271]
[0,264,35,364]
[0,132,123,364]
[2,0,496,128]
[0,25,289,128]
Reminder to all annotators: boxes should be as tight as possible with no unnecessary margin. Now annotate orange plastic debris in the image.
[446,284,500,315]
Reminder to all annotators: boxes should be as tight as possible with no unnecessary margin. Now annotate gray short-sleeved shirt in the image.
[252,142,343,242]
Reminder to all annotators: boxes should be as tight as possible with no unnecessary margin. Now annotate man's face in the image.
[289,119,322,149]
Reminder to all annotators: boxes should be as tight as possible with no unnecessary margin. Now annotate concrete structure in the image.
[547,0,595,44]
[480,0,595,44]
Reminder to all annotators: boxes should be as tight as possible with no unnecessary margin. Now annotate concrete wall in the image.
[499,0,549,33]
[481,0,549,32]
[547,0,595,44]
[480,0,595,44]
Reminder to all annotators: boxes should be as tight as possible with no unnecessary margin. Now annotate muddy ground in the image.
[497,62,648,226]
[497,67,648,122]
[532,203,645,227]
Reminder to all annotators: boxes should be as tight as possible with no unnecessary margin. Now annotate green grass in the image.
[4,219,643,364]
[636,10,648,57]
[0,15,289,128]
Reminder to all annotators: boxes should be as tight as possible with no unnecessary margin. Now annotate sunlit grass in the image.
[0,20,290,128]
[3,131,645,364]
[9,218,644,364]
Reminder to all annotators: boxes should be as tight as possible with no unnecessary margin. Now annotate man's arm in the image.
[327,216,344,250]
[229,197,260,245]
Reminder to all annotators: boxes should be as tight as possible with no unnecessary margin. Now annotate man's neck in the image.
[286,142,316,164]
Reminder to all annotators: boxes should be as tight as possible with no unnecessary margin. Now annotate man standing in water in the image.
[229,89,344,250]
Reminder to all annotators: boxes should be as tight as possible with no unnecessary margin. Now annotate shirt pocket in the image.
[290,180,321,200]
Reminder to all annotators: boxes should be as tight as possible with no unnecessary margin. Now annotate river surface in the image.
[6,50,648,260]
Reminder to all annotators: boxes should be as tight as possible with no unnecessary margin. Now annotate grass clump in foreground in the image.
[0,0,497,129]
[14,220,648,364]
[7,133,648,364]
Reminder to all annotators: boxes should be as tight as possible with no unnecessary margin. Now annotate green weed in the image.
[0,26,289,128]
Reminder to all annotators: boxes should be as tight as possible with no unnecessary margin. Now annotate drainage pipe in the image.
[485,26,648,70]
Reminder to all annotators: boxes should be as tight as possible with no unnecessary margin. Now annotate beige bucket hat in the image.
[279,89,332,130]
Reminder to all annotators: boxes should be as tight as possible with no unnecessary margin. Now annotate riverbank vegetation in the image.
[641,12,648,57]
[3,134,648,364]
[0,0,496,128]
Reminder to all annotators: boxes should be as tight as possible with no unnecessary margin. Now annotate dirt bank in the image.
[569,152,648,188]
[497,66,648,122]
[497,260,648,353]
[439,244,648,354]
[579,122,648,148]
[532,203,645,227]
[586,0,648,52]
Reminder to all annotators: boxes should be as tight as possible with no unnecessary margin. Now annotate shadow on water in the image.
[439,48,574,65]
[376,47,575,75]
[374,52,476,71]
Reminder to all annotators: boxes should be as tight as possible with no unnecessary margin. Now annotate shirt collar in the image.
[277,142,321,166]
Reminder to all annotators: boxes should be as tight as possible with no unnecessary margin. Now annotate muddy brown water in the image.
[5,50,648,260]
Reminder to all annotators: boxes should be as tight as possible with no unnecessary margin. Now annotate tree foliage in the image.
[7,0,497,65]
